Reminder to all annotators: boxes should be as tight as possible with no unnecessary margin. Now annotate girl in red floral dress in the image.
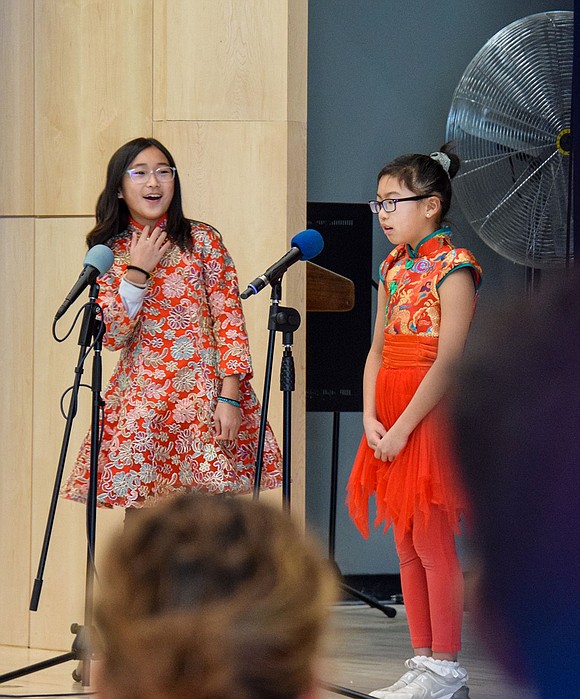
[346,145,482,699]
[63,137,282,508]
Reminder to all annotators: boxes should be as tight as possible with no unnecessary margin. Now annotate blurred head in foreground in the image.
[450,272,580,697]
[95,493,337,699]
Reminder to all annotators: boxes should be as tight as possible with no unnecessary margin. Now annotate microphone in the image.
[54,244,115,320]
[240,229,324,299]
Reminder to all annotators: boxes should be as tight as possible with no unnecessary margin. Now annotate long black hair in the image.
[87,137,192,251]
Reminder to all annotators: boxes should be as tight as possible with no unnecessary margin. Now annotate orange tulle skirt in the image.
[346,334,468,543]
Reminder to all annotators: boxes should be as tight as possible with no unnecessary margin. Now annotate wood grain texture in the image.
[0,1,34,215]
[154,0,289,121]
[307,262,355,312]
[34,0,153,215]
[287,0,308,123]
[0,219,34,645]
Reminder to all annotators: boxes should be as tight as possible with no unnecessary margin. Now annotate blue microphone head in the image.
[291,229,324,261]
[85,244,115,275]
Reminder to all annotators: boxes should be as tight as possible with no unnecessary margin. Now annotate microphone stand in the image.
[252,278,299,508]
[0,282,105,687]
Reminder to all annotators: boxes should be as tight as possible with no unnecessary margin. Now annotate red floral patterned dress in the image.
[63,218,282,508]
[346,227,482,542]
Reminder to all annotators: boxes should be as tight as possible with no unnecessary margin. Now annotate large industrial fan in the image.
[446,11,573,269]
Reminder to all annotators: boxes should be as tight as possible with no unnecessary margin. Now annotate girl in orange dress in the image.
[63,137,282,509]
[346,146,482,699]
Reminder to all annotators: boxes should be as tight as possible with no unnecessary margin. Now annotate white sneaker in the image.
[369,656,429,697]
[386,659,468,699]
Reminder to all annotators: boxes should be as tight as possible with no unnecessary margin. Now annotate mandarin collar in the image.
[128,213,168,232]
[405,226,451,259]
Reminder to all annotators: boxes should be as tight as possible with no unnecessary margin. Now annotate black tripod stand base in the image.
[0,652,77,684]
[328,561,396,618]
[341,583,397,618]
[0,623,92,686]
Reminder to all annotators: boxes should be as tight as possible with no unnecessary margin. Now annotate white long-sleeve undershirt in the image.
[119,278,147,319]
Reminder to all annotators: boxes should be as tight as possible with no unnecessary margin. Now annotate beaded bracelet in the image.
[217,396,241,408]
[126,265,151,280]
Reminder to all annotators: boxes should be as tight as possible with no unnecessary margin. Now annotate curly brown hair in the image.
[94,494,338,699]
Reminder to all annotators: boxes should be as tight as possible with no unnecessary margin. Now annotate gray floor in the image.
[0,604,538,698]
[320,603,538,699]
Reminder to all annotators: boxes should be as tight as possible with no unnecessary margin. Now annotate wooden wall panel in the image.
[154,0,288,122]
[34,0,154,216]
[29,218,122,649]
[0,1,34,215]
[0,219,34,645]
[288,0,308,124]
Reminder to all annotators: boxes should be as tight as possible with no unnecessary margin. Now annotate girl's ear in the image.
[425,195,441,218]
[117,189,123,199]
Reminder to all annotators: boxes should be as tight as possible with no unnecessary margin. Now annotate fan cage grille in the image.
[446,11,573,269]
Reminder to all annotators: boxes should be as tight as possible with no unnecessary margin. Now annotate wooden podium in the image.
[306,261,355,312]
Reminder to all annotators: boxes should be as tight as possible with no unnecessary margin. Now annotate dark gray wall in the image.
[305,1,573,574]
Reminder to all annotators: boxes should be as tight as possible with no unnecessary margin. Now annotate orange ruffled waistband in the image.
[382,333,439,368]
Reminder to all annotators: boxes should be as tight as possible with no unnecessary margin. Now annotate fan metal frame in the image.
[446,11,573,269]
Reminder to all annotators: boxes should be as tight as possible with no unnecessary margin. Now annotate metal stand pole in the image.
[253,280,300,504]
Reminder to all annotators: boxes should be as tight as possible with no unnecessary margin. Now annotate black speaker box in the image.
[306,202,373,412]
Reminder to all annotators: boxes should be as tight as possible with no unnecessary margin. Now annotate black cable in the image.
[0,693,95,698]
[319,682,375,698]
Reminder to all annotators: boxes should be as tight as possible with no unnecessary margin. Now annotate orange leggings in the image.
[393,505,464,654]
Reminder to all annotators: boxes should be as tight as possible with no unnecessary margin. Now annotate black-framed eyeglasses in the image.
[369,195,431,214]
[125,166,177,184]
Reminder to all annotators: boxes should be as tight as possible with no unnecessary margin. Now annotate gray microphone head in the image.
[84,244,114,274]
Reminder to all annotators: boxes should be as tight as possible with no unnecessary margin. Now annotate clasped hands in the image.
[363,417,409,462]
